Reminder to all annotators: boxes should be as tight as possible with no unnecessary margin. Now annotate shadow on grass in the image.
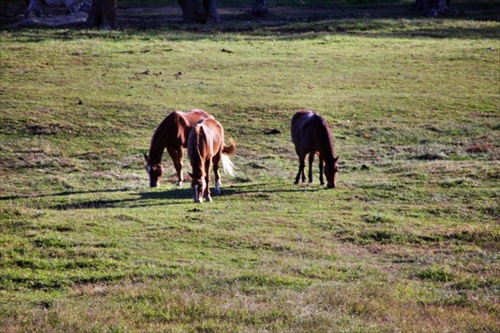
[0,188,129,201]
[44,187,193,209]
[0,181,321,210]
[1,2,498,40]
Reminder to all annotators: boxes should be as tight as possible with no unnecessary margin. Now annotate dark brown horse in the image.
[144,109,213,187]
[291,110,339,188]
[187,118,236,203]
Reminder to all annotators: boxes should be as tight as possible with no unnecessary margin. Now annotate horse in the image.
[291,110,339,188]
[187,118,236,203]
[144,109,214,188]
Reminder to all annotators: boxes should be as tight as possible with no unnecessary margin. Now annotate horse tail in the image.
[221,154,235,177]
[221,138,236,176]
[222,138,236,156]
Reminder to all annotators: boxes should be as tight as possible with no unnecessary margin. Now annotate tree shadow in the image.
[2,1,498,40]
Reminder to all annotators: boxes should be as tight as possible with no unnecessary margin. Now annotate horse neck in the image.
[148,129,167,164]
[315,118,335,163]
[148,113,184,164]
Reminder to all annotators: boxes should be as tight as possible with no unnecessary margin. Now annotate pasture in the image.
[0,0,499,331]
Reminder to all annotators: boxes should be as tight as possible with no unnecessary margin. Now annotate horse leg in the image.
[177,148,185,185]
[204,159,212,202]
[318,155,325,186]
[213,153,222,195]
[167,147,184,186]
[308,153,315,183]
[294,153,306,184]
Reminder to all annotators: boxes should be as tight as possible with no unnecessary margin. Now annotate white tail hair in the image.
[221,153,236,177]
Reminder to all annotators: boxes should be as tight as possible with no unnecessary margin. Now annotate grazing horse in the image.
[291,110,339,188]
[144,109,213,187]
[188,118,236,203]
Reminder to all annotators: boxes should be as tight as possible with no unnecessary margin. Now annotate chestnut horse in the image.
[188,118,236,203]
[291,110,339,188]
[144,109,213,187]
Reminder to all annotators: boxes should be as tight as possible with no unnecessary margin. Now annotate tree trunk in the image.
[178,0,220,24]
[203,0,219,23]
[87,0,116,30]
[252,0,268,16]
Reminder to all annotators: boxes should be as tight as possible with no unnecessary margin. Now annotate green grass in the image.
[1,2,499,332]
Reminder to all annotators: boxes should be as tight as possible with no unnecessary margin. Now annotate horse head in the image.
[188,172,207,203]
[144,153,163,188]
[325,156,339,189]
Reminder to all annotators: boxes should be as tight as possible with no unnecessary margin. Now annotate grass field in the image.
[0,0,499,331]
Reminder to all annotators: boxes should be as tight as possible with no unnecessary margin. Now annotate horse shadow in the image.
[212,181,325,197]
[0,188,127,201]
[51,187,196,210]
[139,187,192,201]
[2,180,323,211]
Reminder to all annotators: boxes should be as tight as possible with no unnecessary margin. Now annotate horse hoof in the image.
[206,196,212,202]
[176,181,183,186]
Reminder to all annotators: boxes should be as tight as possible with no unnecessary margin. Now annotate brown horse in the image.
[291,110,339,188]
[144,109,213,187]
[187,118,236,203]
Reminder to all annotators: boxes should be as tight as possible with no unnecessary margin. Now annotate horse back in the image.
[291,110,318,145]
[180,110,213,146]
[201,118,224,154]
[291,109,314,128]
[188,118,224,158]
[291,110,331,154]
[156,110,210,148]
[183,109,214,125]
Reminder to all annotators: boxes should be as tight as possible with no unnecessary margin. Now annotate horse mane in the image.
[188,123,206,179]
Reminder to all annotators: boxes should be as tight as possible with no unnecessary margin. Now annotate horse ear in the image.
[334,156,339,163]
[144,153,149,162]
